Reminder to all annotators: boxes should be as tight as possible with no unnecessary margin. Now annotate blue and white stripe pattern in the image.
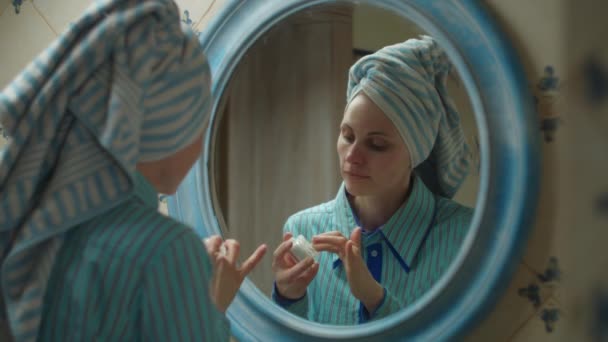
[0,0,211,340]
[275,176,472,324]
[37,172,229,341]
[347,36,470,198]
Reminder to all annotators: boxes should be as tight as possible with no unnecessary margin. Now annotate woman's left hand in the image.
[312,228,384,313]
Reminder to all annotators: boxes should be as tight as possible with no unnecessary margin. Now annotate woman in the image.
[271,36,473,324]
[0,0,265,341]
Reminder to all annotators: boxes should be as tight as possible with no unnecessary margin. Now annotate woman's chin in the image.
[344,181,372,196]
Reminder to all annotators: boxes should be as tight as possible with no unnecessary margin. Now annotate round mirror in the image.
[210,1,480,309]
[168,0,540,340]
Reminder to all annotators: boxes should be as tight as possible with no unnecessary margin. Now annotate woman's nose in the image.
[345,144,364,164]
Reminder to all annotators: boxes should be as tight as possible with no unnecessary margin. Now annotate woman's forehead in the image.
[342,95,397,133]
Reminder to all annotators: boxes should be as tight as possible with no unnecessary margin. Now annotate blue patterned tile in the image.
[181,9,193,25]
[181,9,200,36]
[12,0,23,14]
[540,307,560,333]
[537,65,560,92]
[539,116,562,143]
[518,283,542,308]
[583,57,608,106]
[519,257,561,309]
[534,65,562,143]
[537,256,561,284]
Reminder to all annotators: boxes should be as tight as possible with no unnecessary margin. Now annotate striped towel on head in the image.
[0,0,210,340]
[347,35,470,198]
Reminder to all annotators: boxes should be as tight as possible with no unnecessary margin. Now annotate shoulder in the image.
[416,197,473,268]
[434,196,474,227]
[285,199,336,224]
[427,196,474,244]
[283,199,336,235]
[73,198,205,270]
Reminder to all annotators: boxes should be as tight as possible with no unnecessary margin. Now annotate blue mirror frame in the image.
[168,0,541,340]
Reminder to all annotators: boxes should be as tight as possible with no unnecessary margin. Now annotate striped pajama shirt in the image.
[38,173,229,341]
[274,176,472,324]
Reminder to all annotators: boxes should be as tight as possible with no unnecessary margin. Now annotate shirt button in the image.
[371,250,378,257]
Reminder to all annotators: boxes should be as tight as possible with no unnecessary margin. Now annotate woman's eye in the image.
[368,139,389,151]
[370,144,387,151]
[342,134,354,143]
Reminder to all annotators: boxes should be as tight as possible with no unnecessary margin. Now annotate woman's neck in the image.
[350,178,413,231]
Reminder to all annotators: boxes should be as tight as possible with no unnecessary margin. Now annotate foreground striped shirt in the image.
[273,176,472,324]
[37,172,229,341]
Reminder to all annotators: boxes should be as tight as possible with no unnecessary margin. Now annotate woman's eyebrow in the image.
[340,124,388,137]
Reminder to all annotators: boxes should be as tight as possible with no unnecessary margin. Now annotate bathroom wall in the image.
[1,0,606,341]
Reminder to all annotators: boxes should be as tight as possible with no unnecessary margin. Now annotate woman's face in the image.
[337,93,411,198]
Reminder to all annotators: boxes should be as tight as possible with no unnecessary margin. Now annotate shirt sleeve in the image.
[141,230,230,341]
[271,281,309,319]
[359,288,403,322]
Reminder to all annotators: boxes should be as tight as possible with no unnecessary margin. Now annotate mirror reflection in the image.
[209,3,480,325]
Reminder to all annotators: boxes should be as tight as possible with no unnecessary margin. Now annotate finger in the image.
[350,227,362,249]
[273,239,294,262]
[344,240,352,263]
[312,235,348,245]
[203,236,223,258]
[223,239,240,264]
[284,253,298,266]
[281,257,315,283]
[312,238,347,254]
[295,262,319,283]
[219,244,228,258]
[345,240,361,262]
[204,235,223,251]
[273,250,296,272]
[312,243,342,254]
[314,231,345,238]
[352,243,361,258]
[240,244,268,276]
[283,232,293,242]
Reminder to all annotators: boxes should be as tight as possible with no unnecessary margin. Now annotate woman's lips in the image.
[344,170,369,179]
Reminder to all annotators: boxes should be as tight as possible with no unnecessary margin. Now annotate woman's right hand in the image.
[272,233,319,300]
[204,235,267,313]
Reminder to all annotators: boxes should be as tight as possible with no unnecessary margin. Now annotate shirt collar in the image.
[133,171,159,209]
[334,176,436,270]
